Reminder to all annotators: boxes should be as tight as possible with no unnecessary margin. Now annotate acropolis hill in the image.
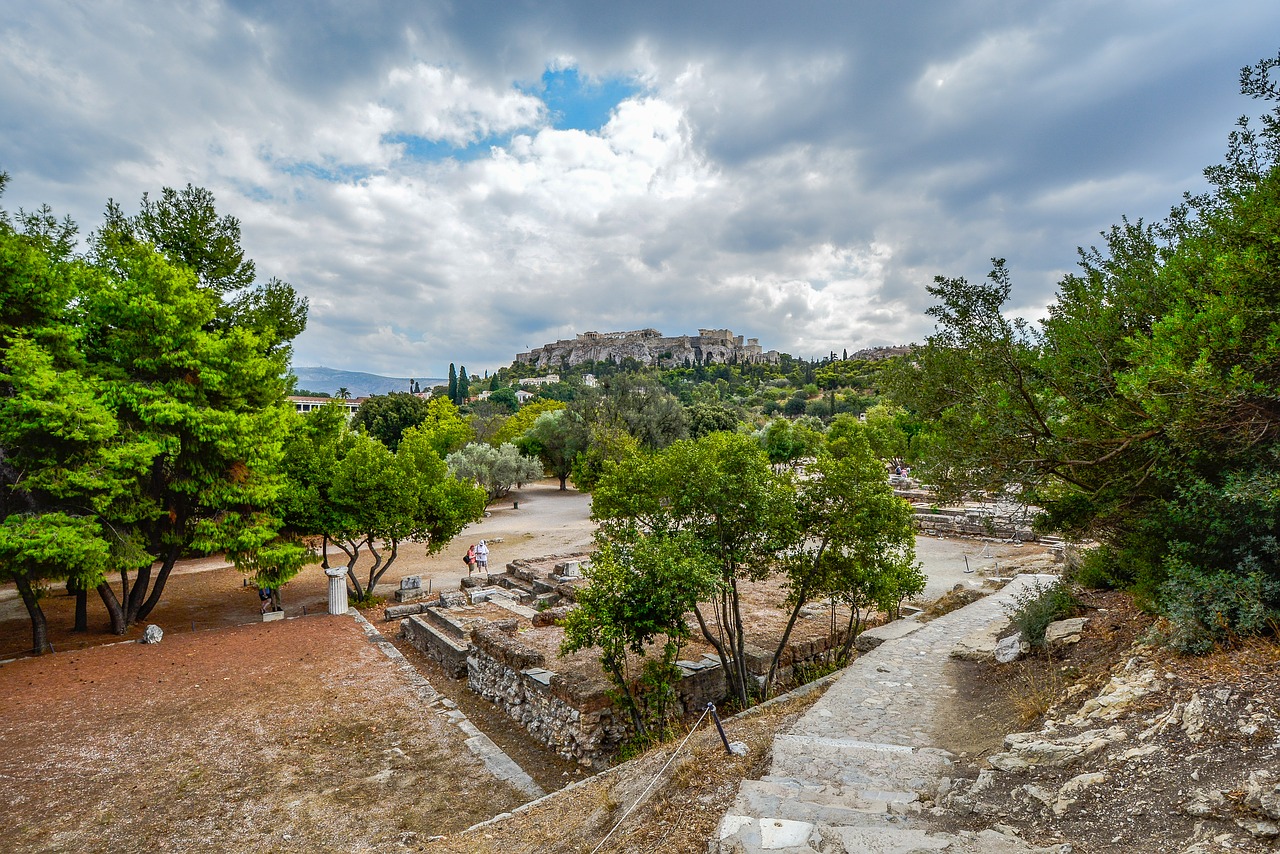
[515,328,781,370]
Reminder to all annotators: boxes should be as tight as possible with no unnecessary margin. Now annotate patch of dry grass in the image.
[426,691,827,854]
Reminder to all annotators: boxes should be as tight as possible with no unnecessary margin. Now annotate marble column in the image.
[325,567,349,615]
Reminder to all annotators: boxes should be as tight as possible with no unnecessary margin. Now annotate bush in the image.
[1004,580,1079,648]
[1156,558,1280,654]
[1068,545,1131,590]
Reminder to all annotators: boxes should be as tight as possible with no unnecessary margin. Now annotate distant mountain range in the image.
[291,366,446,398]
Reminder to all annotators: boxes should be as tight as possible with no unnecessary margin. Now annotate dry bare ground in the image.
[0,615,527,853]
[935,590,1280,853]
[425,690,829,854]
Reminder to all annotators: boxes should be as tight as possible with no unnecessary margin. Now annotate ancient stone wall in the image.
[912,506,1036,541]
[468,626,625,768]
[400,614,470,677]
[515,328,779,369]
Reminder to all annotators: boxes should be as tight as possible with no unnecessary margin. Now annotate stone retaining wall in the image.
[913,506,1035,541]
[468,627,625,768]
[400,615,470,678]
[465,619,854,768]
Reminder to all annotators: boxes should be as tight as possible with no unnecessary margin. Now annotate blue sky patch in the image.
[275,159,372,183]
[384,132,499,163]
[527,66,643,132]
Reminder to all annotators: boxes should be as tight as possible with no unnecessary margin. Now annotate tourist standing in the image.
[465,544,477,575]
[476,540,489,573]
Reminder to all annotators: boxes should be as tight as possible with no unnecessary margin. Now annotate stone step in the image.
[768,735,953,796]
[730,778,903,828]
[715,820,1061,854]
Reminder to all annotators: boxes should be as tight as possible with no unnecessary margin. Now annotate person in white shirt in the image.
[476,540,489,573]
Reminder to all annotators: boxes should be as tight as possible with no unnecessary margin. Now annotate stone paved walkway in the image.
[715,574,1072,853]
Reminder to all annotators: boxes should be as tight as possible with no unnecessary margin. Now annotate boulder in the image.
[1044,617,1089,647]
[994,632,1027,664]
[952,621,1009,661]
[140,624,163,644]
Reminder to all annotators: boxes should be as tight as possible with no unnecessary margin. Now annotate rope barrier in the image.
[588,704,713,854]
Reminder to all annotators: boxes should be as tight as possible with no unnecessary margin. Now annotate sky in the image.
[3,2,1278,378]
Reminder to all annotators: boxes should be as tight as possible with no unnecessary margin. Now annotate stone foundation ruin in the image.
[395,553,857,768]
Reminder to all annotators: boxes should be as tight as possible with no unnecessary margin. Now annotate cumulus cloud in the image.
[2,0,1279,377]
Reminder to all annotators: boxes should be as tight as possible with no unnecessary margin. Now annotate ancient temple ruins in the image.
[515,328,780,370]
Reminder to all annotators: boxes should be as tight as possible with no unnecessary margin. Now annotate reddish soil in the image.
[0,614,527,853]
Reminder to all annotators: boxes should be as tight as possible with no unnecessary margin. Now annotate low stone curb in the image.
[349,609,546,800]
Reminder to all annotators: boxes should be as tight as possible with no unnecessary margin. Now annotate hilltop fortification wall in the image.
[516,328,779,369]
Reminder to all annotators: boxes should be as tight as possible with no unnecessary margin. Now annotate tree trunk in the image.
[96,582,127,635]
[608,659,647,739]
[135,543,182,622]
[320,533,329,569]
[558,473,568,491]
[125,561,151,624]
[837,605,863,663]
[73,587,88,632]
[366,539,398,595]
[15,576,52,655]
[693,603,743,707]
[332,537,364,600]
[765,594,808,698]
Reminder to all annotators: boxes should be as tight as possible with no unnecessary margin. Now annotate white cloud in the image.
[4,0,1279,377]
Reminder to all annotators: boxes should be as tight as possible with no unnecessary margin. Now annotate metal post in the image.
[707,703,733,754]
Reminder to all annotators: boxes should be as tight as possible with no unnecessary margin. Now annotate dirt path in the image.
[0,480,595,660]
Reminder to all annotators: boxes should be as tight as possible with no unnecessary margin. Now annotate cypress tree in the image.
[447,363,457,402]
[458,366,470,402]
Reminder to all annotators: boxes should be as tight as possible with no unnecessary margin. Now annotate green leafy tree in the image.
[0,217,154,648]
[490,399,567,446]
[446,442,543,502]
[0,180,305,640]
[278,401,351,568]
[568,422,642,493]
[0,515,110,653]
[352,392,470,454]
[766,436,918,691]
[593,432,796,708]
[687,401,741,438]
[76,187,305,631]
[330,428,486,600]
[487,386,520,413]
[519,409,589,490]
[576,374,688,450]
[561,532,715,742]
[891,53,1280,649]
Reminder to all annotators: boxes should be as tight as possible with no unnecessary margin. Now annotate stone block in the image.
[262,610,285,622]
[393,586,430,603]
[1044,617,1089,647]
[532,604,574,628]
[384,602,427,621]
[855,617,924,652]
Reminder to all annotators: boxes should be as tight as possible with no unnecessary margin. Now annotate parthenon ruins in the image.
[515,328,780,370]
